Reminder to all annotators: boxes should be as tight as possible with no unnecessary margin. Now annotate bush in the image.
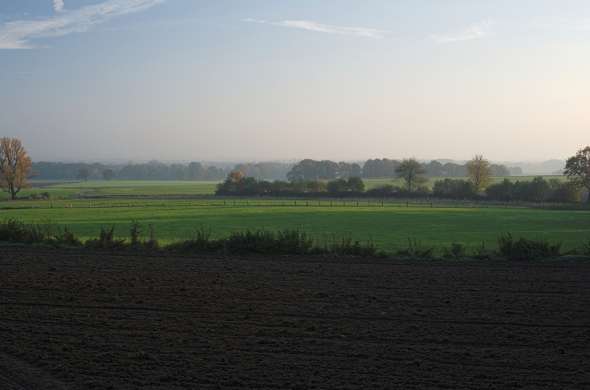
[396,239,434,259]
[497,233,561,261]
[0,219,49,243]
[145,224,159,250]
[323,236,379,257]
[433,179,477,200]
[85,227,126,250]
[167,227,222,253]
[49,227,82,247]
[224,230,311,255]
[129,221,142,247]
[443,242,466,259]
[276,230,315,255]
[472,242,493,260]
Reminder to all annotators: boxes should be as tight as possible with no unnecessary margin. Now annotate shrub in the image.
[145,224,159,250]
[85,227,126,250]
[276,230,315,255]
[472,242,492,260]
[0,219,49,243]
[50,227,82,247]
[167,227,222,253]
[129,220,141,247]
[323,235,379,257]
[433,179,477,200]
[396,239,434,259]
[497,233,561,261]
[224,230,281,255]
[443,242,466,259]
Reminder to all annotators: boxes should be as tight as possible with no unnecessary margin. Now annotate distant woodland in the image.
[31,159,522,181]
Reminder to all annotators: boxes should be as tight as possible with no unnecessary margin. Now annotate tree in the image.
[77,167,90,181]
[347,177,365,192]
[466,155,491,193]
[0,138,32,200]
[433,179,477,199]
[102,169,114,181]
[565,146,590,203]
[228,170,245,183]
[396,159,426,192]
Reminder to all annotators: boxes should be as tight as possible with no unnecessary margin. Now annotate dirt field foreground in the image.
[1,247,589,389]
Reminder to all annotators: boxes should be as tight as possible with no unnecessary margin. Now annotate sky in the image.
[0,0,589,162]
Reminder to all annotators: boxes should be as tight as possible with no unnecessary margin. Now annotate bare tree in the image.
[0,138,32,200]
[466,155,491,193]
[565,146,590,203]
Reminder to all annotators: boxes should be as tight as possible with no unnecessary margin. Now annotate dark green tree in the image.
[564,146,590,203]
[396,159,426,192]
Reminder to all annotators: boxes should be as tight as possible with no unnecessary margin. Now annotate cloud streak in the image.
[0,0,164,49]
[431,20,493,43]
[244,18,390,39]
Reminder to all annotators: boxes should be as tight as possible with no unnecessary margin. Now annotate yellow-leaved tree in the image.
[0,138,32,200]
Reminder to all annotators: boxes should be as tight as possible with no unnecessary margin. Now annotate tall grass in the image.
[0,219,584,260]
[497,233,561,261]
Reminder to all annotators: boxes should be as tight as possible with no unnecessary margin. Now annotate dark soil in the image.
[1,247,589,389]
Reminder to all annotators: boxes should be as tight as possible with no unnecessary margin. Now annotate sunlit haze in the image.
[1,0,589,162]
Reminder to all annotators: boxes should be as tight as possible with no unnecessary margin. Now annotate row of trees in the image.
[378,156,495,194]
[216,172,583,203]
[1,137,589,202]
[32,161,295,181]
[285,158,517,182]
[216,171,366,196]
[218,151,590,204]
[33,161,229,181]
[25,158,517,182]
[286,160,362,181]
[362,158,517,178]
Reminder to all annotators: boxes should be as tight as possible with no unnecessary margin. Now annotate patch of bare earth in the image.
[0,247,589,389]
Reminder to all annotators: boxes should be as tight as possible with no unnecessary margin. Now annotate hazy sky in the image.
[1,0,589,162]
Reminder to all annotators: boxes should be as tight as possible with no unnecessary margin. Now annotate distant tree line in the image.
[217,155,587,204]
[217,175,584,203]
[286,158,520,181]
[32,161,229,181]
[31,159,519,182]
[216,171,366,197]
[31,161,294,181]
[232,162,294,181]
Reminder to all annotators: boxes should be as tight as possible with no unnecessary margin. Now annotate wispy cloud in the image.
[53,0,65,13]
[244,18,390,39]
[431,20,493,43]
[0,0,164,49]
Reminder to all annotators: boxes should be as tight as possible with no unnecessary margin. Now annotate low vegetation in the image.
[1,219,586,260]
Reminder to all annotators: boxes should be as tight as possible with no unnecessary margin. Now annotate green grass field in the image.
[2,178,587,253]
[1,197,588,252]
[3,180,220,200]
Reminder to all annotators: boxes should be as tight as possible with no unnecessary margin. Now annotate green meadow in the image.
[1,196,588,252]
